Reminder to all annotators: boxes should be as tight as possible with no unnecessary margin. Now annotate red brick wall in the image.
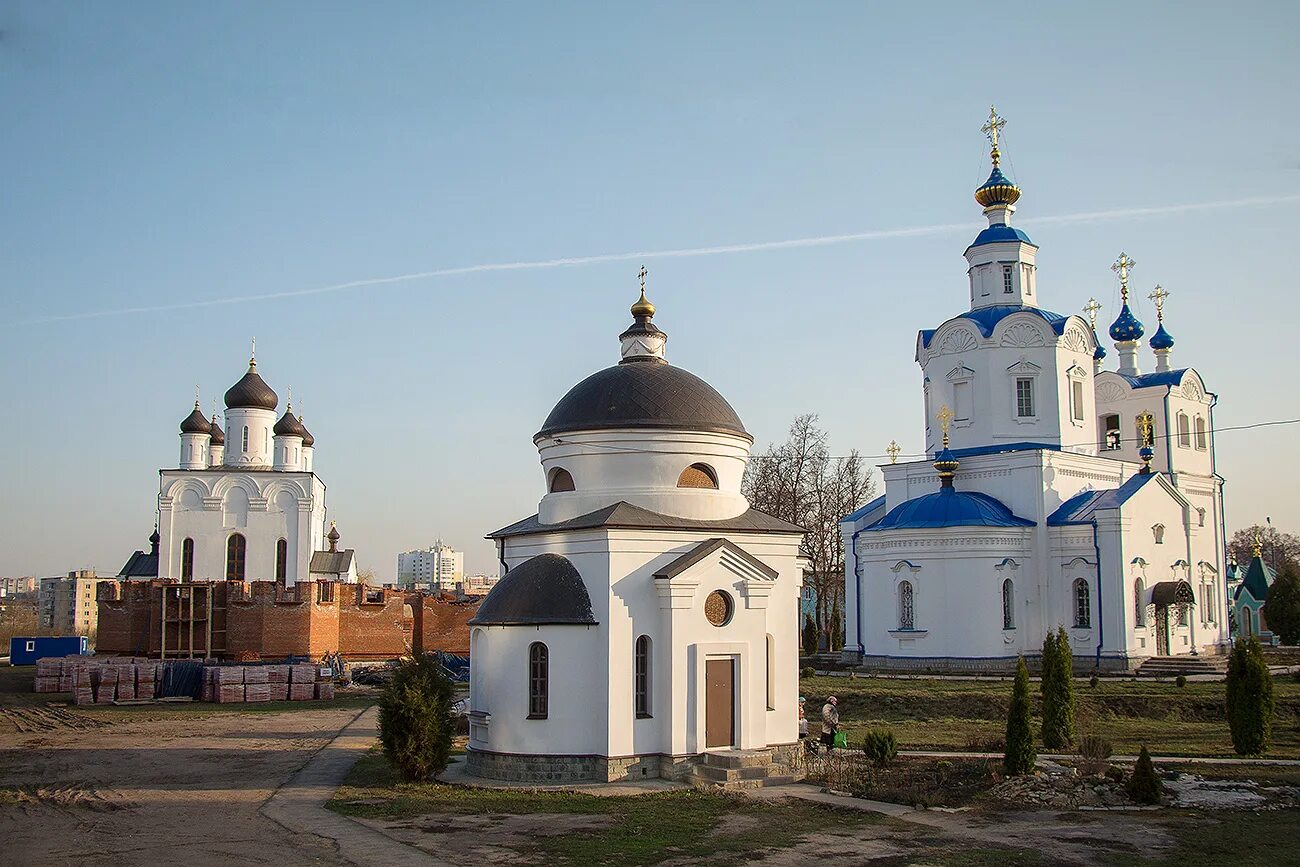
[418,595,476,655]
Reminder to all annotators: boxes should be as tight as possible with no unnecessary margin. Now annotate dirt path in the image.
[0,706,365,866]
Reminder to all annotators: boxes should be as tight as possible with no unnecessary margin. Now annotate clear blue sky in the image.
[3,1,1298,578]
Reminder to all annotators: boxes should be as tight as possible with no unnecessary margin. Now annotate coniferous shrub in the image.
[1004,657,1036,775]
[862,729,898,767]
[1089,674,1100,689]
[802,616,819,656]
[1175,674,1187,688]
[377,653,457,782]
[1226,636,1275,756]
[831,600,845,651]
[1041,628,1077,750]
[1126,745,1163,804]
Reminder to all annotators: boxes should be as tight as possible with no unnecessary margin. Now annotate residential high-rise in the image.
[40,571,114,636]
[397,542,464,592]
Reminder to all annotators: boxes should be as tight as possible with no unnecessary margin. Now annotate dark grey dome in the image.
[274,408,308,437]
[225,361,278,411]
[469,553,597,626]
[209,417,225,446]
[180,405,211,435]
[537,361,749,441]
[299,417,314,447]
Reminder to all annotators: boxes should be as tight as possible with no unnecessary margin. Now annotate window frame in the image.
[1177,412,1191,448]
[898,580,915,631]
[1015,377,1035,419]
[1194,415,1207,450]
[527,642,549,720]
[1101,413,1122,451]
[1002,264,1014,294]
[548,467,575,493]
[275,538,288,583]
[1134,577,1146,626]
[676,463,719,489]
[1001,578,1015,630]
[1073,578,1091,628]
[634,635,651,719]
[181,537,195,580]
[226,533,247,582]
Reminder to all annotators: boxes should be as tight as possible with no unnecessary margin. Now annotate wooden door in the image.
[1155,606,1170,656]
[705,658,735,749]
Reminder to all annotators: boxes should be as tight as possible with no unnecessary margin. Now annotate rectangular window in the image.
[1002,265,1014,293]
[1016,378,1035,418]
[1072,379,1085,421]
[1194,416,1207,450]
[1178,414,1191,447]
[953,381,971,421]
[1102,414,1121,450]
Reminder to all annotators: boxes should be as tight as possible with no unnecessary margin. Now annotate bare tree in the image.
[743,414,875,649]
[1228,524,1300,573]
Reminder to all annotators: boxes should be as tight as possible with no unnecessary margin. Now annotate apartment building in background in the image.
[396,542,464,593]
[40,571,114,636]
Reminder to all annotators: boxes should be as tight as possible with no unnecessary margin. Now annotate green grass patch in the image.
[1108,810,1300,866]
[329,751,882,865]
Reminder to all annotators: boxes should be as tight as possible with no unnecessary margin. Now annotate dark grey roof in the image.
[536,360,750,441]
[654,538,778,581]
[118,550,158,578]
[469,553,597,626]
[274,409,308,437]
[1150,580,1195,606]
[309,549,354,574]
[488,501,804,540]
[180,405,211,434]
[225,362,278,410]
[299,418,314,447]
[209,417,225,446]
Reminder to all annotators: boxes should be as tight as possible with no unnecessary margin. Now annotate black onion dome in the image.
[537,362,750,441]
[180,404,212,435]
[208,416,225,446]
[224,361,278,410]
[274,407,308,437]
[469,553,597,626]
[299,417,314,447]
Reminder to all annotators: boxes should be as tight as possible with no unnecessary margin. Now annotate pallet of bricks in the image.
[34,656,164,705]
[201,663,334,704]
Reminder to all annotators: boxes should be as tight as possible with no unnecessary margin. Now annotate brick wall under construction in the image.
[96,579,477,661]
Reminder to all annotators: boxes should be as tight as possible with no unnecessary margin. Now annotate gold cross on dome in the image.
[1137,411,1154,443]
[194,384,201,407]
[1253,527,1263,558]
[1112,252,1136,301]
[638,265,647,294]
[981,106,1006,165]
[1083,298,1102,330]
[886,440,901,464]
[1148,285,1169,320]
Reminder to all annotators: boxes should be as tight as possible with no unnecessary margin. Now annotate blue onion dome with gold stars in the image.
[1149,321,1174,350]
[974,165,1021,209]
[1093,341,1107,361]
[1109,303,1144,342]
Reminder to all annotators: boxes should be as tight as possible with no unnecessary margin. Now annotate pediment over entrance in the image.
[653,538,777,610]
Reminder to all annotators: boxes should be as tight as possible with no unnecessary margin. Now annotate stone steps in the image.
[685,748,797,791]
[1136,655,1228,677]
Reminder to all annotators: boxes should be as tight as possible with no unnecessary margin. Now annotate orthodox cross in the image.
[286,386,292,410]
[638,265,647,294]
[1083,298,1102,330]
[1148,285,1169,320]
[1112,252,1136,302]
[194,384,201,408]
[1253,527,1263,558]
[1137,411,1154,446]
[981,106,1006,166]
[886,440,901,464]
[936,404,954,448]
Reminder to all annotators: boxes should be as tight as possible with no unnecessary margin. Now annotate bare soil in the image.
[0,705,362,866]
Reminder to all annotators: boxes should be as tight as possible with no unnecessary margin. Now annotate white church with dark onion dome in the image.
[841,109,1228,672]
[466,278,806,784]
[119,350,356,587]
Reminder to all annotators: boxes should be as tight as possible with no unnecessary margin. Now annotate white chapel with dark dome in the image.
[840,110,1229,672]
[467,279,805,783]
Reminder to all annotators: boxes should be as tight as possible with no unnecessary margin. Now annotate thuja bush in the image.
[862,729,898,767]
[378,653,457,782]
[1004,657,1036,776]
[1041,627,1077,750]
[1226,636,1275,756]
[1126,746,1163,805]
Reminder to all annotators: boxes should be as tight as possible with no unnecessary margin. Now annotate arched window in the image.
[1177,413,1191,447]
[634,635,651,718]
[548,468,575,493]
[1101,414,1121,451]
[898,580,915,630]
[1001,579,1015,630]
[226,533,247,582]
[181,538,195,580]
[1073,578,1091,628]
[275,538,288,583]
[1134,577,1145,626]
[765,634,775,711]
[677,463,718,489]
[1152,524,1165,545]
[1194,416,1207,450]
[528,642,548,719]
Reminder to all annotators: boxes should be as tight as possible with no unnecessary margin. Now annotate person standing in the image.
[820,695,839,749]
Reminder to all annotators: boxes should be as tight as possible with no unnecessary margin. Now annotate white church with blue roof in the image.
[841,109,1228,672]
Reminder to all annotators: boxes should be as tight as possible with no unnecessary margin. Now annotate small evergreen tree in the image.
[862,729,898,767]
[831,599,845,651]
[802,616,818,656]
[1263,562,1300,645]
[1040,627,1077,750]
[1126,745,1163,804]
[1004,657,1036,775]
[1054,626,1077,743]
[1039,630,1059,745]
[378,654,457,781]
[1226,636,1275,756]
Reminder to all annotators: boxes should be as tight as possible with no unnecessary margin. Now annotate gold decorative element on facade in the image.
[886,440,901,464]
[936,405,954,447]
[1136,411,1154,446]
[1083,298,1102,330]
[1148,284,1169,321]
[704,590,732,627]
[631,265,655,317]
[1112,252,1136,303]
[981,106,1007,168]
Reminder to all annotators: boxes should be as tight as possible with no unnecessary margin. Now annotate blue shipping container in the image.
[9,636,89,665]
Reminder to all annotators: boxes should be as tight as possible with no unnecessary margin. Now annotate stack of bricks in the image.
[289,664,317,701]
[33,659,62,693]
[36,656,336,705]
[212,666,246,704]
[267,665,290,701]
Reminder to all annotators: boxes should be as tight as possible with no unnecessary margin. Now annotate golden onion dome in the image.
[631,286,655,318]
[974,165,1021,208]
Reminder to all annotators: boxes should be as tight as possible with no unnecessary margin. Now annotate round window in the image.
[704,590,733,627]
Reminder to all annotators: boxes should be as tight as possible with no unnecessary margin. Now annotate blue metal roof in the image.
[1116,368,1189,389]
[942,441,1062,460]
[1109,302,1144,341]
[1047,473,1160,525]
[866,488,1034,531]
[1149,322,1175,350]
[966,223,1036,250]
[841,494,886,525]
[920,305,1070,349]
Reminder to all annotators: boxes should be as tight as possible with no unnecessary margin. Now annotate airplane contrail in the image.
[17,193,1300,326]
